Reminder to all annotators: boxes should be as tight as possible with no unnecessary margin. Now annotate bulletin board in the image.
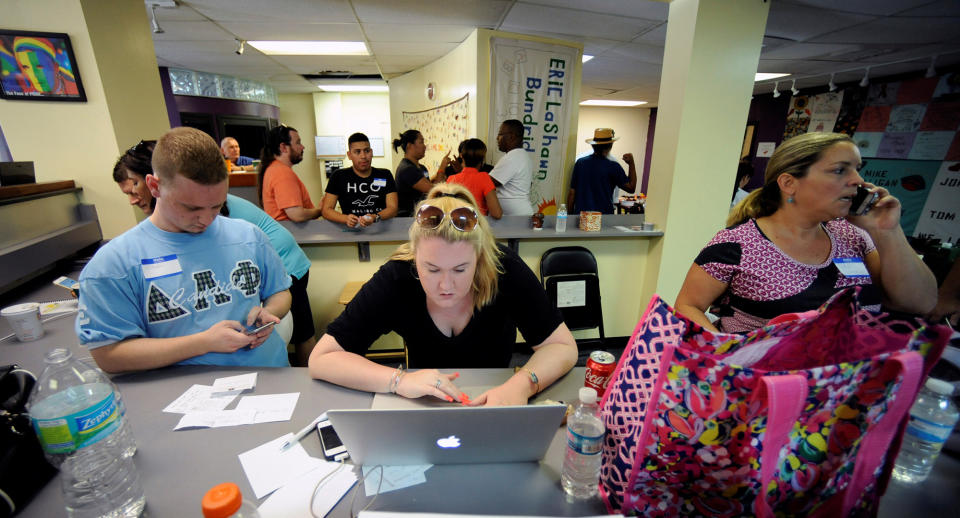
[781,72,960,244]
[401,94,469,172]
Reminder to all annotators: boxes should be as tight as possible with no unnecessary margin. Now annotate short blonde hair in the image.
[152,127,227,184]
[728,132,854,227]
[390,184,504,310]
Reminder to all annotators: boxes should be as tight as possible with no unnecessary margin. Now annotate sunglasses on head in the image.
[415,204,479,232]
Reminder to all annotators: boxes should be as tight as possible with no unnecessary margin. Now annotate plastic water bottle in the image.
[28,348,146,517]
[561,387,604,500]
[556,203,568,232]
[202,482,260,517]
[892,378,959,484]
[76,356,137,459]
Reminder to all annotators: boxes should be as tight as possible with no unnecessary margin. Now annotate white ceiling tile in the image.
[361,24,476,43]
[764,3,877,42]
[634,23,666,45]
[582,38,623,55]
[501,3,659,41]
[148,4,209,22]
[220,22,364,41]
[270,55,379,70]
[786,0,932,16]
[368,41,458,56]
[601,41,665,64]
[352,0,510,25]
[151,21,235,41]
[811,17,960,45]
[760,42,865,60]
[185,0,357,22]
[522,0,669,21]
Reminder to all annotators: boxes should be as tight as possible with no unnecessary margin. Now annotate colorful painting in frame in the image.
[0,29,86,102]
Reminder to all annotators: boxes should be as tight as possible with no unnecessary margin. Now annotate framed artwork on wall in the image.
[0,29,87,102]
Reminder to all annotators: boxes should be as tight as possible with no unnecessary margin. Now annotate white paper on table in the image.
[235,392,300,423]
[163,384,241,414]
[238,433,326,499]
[258,462,357,518]
[556,280,586,308]
[213,372,258,392]
[362,464,432,496]
[173,409,257,430]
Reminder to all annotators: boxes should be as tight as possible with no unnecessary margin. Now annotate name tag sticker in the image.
[372,178,387,187]
[833,257,870,278]
[141,255,182,280]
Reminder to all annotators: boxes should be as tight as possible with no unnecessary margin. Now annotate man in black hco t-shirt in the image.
[321,133,398,228]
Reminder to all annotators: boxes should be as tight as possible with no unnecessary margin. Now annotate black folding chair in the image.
[539,246,606,353]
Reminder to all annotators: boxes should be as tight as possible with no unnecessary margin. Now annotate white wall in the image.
[387,30,479,172]
[277,93,325,201]
[575,106,651,194]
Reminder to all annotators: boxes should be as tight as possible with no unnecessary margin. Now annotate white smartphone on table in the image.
[317,420,348,461]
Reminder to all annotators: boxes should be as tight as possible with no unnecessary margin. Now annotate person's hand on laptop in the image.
[398,369,470,404]
[469,384,528,406]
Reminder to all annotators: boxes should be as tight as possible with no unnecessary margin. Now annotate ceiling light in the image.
[926,55,937,78]
[248,41,369,55]
[828,73,837,92]
[859,67,870,88]
[579,100,648,107]
[582,55,594,63]
[755,72,789,81]
[316,85,389,92]
[772,81,780,98]
[235,39,245,56]
[790,79,799,96]
[149,4,163,34]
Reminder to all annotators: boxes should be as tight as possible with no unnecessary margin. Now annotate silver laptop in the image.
[327,404,566,465]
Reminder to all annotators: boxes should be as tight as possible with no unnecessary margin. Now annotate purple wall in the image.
[172,95,280,119]
[745,93,791,190]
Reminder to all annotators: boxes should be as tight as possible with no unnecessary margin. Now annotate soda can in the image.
[585,350,616,396]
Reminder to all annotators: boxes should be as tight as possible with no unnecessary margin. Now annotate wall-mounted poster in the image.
[859,158,942,235]
[913,161,960,244]
[402,94,469,173]
[0,30,86,101]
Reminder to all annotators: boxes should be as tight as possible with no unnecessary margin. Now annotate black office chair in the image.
[539,246,605,353]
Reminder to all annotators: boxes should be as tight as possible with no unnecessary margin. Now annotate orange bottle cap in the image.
[202,482,242,518]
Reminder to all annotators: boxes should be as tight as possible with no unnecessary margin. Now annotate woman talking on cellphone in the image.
[675,132,936,333]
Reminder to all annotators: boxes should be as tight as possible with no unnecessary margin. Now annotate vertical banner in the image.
[913,161,960,244]
[488,38,578,213]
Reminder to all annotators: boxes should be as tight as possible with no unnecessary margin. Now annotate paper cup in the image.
[2,302,44,342]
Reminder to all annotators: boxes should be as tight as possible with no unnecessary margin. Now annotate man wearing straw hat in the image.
[566,127,637,214]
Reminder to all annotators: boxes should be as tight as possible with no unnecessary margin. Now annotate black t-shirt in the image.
[396,158,429,217]
[325,167,397,216]
[326,245,564,368]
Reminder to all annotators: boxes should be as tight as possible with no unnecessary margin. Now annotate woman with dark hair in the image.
[446,138,502,218]
[112,140,156,215]
[676,132,936,333]
[258,125,320,222]
[309,183,577,405]
[393,129,448,217]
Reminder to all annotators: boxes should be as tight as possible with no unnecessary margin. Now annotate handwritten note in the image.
[163,384,240,414]
[173,409,257,430]
[235,393,300,423]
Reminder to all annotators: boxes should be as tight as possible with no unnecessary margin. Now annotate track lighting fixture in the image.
[926,55,937,78]
[859,67,870,88]
[235,39,245,56]
[772,81,781,98]
[828,73,837,92]
[790,79,799,96]
[150,4,164,34]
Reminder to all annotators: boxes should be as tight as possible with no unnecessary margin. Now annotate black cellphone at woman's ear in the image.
[849,185,878,216]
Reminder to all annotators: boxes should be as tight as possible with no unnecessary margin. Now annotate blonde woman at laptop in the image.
[309,184,578,406]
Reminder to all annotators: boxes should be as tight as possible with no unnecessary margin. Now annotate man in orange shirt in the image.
[258,125,322,222]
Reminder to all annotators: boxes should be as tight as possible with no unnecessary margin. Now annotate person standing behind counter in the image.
[309,184,577,405]
[675,132,937,333]
[446,138,502,219]
[259,125,322,222]
[221,137,255,172]
[566,127,637,214]
[393,129,449,217]
[322,132,398,228]
[80,127,292,373]
[490,119,535,216]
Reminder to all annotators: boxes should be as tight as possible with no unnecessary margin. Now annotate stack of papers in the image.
[163,374,299,430]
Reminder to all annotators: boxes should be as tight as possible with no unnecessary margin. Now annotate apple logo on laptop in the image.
[436,435,461,449]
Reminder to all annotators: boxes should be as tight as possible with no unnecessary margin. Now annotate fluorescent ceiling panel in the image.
[248,41,369,55]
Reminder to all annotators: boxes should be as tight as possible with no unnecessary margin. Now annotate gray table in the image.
[4,285,957,517]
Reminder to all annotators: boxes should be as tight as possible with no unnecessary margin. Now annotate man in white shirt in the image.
[489,119,534,215]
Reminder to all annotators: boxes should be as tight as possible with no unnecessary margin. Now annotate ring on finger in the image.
[435,379,442,389]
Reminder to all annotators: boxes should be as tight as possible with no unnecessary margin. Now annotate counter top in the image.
[281,213,661,245]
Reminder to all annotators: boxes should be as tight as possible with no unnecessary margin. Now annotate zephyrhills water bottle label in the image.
[906,414,953,443]
[32,392,120,454]
[567,427,602,455]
